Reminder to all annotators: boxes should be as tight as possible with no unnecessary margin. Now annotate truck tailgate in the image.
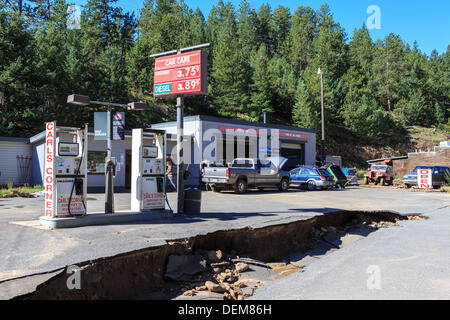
[203,167,228,178]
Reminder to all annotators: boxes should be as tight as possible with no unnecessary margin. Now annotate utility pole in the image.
[176,95,184,214]
[318,67,325,165]
[105,105,114,213]
[150,43,209,215]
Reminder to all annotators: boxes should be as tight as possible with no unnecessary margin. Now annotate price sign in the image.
[153,50,207,98]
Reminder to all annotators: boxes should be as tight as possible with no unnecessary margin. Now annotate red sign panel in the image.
[219,126,261,135]
[153,50,207,98]
[276,131,311,140]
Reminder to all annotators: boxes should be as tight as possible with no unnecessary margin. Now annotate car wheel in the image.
[279,178,289,192]
[364,177,369,185]
[380,177,386,186]
[307,180,316,191]
[405,184,412,188]
[234,179,247,194]
[389,178,394,185]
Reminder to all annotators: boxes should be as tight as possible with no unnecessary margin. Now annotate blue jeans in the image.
[166,176,176,192]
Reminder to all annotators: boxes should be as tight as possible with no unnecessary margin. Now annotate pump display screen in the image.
[143,146,158,158]
[59,142,79,156]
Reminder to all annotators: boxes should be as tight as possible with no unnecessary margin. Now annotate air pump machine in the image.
[131,128,166,212]
[44,122,88,217]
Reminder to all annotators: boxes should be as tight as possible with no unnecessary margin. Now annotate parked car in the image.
[403,166,450,189]
[202,157,290,194]
[364,164,394,186]
[341,168,359,185]
[289,166,335,190]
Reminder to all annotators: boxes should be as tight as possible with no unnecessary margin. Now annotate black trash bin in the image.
[183,188,202,215]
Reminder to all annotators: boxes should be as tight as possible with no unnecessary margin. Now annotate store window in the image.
[87,151,107,174]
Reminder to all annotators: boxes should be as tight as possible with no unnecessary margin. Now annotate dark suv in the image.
[403,166,450,189]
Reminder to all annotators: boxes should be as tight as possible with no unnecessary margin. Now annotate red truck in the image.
[364,164,394,186]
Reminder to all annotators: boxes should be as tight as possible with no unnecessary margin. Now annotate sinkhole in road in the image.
[17,211,425,300]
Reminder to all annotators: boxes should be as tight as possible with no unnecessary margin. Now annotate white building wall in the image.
[0,141,32,186]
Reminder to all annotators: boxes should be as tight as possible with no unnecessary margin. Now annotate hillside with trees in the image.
[0,0,448,165]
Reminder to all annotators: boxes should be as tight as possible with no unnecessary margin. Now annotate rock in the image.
[237,295,244,300]
[205,281,227,293]
[222,283,231,291]
[269,263,302,279]
[213,267,222,273]
[327,226,337,233]
[195,285,207,291]
[228,288,237,300]
[183,290,193,296]
[234,262,249,273]
[233,279,249,288]
[165,254,207,281]
[207,250,223,261]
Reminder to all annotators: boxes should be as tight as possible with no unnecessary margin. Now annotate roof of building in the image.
[0,136,30,143]
[367,155,409,163]
[151,115,316,134]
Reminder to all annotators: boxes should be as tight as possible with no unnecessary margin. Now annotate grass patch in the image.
[0,184,44,197]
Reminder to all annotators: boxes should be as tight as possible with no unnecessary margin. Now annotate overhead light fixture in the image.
[67,94,91,106]
[127,102,147,110]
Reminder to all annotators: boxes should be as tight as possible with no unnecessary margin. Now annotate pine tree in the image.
[288,6,317,74]
[292,80,316,130]
[271,5,290,57]
[249,44,273,120]
[0,7,42,136]
[371,33,409,112]
[211,8,249,118]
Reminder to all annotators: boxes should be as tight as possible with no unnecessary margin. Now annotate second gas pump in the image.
[130,128,167,212]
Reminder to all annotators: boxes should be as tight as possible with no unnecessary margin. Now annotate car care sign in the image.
[418,169,432,189]
[153,50,208,98]
[44,122,56,217]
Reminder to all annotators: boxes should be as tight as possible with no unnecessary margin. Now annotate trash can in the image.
[183,188,202,215]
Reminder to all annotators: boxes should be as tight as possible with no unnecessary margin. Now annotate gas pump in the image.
[44,122,88,217]
[131,128,166,212]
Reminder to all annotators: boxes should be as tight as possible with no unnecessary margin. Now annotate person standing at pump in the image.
[166,155,177,192]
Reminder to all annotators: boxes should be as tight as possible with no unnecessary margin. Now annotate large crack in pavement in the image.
[11,210,425,300]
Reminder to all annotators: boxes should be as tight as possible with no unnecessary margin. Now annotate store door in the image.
[125,149,132,190]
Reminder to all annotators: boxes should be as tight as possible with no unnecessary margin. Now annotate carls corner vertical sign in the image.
[44,121,56,217]
[112,112,125,140]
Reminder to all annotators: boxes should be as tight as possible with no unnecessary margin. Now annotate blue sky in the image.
[73,0,449,56]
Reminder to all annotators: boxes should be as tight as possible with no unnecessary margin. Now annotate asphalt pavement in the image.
[251,198,450,299]
[0,186,448,299]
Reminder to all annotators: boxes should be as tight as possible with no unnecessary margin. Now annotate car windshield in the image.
[372,166,387,171]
